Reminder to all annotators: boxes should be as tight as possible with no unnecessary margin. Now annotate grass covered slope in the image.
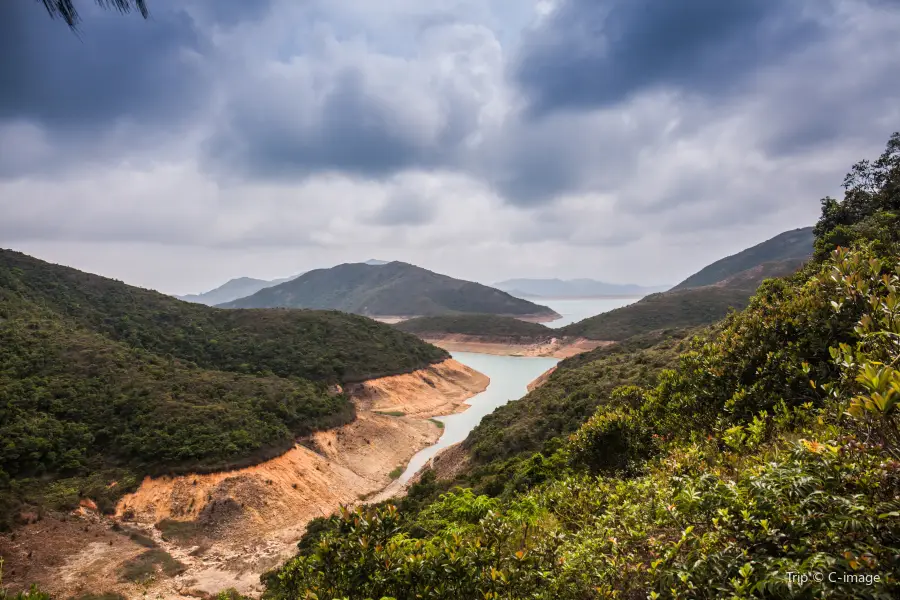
[395,314,554,340]
[671,226,813,290]
[557,259,807,341]
[558,285,750,341]
[0,250,448,383]
[219,261,561,320]
[0,251,450,528]
[262,134,900,600]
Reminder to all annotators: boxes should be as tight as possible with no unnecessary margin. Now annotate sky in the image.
[1,0,898,295]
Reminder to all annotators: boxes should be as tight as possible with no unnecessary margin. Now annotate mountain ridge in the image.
[219,261,561,321]
[671,226,814,291]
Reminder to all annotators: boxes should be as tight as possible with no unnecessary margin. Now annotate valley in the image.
[0,222,830,599]
[4,4,899,598]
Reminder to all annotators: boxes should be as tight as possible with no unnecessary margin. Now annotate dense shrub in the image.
[263,133,900,600]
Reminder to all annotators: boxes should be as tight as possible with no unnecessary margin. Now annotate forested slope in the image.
[262,133,900,600]
[0,251,448,529]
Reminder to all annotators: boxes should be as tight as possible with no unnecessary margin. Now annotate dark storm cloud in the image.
[199,16,500,184]
[0,1,210,131]
[205,68,448,181]
[515,0,824,115]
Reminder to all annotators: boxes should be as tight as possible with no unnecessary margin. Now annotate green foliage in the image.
[814,132,900,260]
[0,250,448,384]
[0,250,447,528]
[395,314,553,340]
[558,286,754,341]
[457,329,693,495]
[263,135,900,600]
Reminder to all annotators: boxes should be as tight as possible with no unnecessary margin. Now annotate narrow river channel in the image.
[398,351,559,483]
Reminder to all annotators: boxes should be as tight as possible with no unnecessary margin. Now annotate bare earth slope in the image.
[0,359,487,600]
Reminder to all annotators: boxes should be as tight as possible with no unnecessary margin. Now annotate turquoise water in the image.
[540,297,643,328]
[398,352,559,483]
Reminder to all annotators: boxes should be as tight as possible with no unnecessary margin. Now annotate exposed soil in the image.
[526,365,557,392]
[423,335,611,358]
[0,358,487,600]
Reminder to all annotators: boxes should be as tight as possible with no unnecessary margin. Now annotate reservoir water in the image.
[398,352,559,483]
[539,297,643,328]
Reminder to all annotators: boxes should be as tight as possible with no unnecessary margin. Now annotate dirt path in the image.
[0,359,487,600]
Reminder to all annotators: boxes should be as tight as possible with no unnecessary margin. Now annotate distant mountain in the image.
[494,278,669,298]
[671,227,813,291]
[177,259,391,305]
[219,261,561,321]
[559,244,812,342]
[177,276,288,306]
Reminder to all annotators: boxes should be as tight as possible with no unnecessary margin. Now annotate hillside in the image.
[556,285,750,341]
[494,278,668,298]
[671,226,813,290]
[395,314,553,340]
[259,134,900,600]
[0,250,449,528]
[0,250,447,383]
[219,261,561,321]
[557,256,808,341]
[455,328,697,493]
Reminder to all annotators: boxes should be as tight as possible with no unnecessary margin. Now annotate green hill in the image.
[671,227,813,290]
[260,132,900,600]
[556,285,749,341]
[0,250,447,527]
[557,258,808,341]
[218,261,561,321]
[0,250,447,383]
[395,314,553,340]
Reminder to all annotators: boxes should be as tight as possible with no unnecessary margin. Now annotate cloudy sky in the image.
[2,0,898,295]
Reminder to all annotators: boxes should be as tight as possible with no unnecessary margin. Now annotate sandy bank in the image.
[1,359,487,600]
[527,365,557,392]
[349,358,490,417]
[423,335,611,358]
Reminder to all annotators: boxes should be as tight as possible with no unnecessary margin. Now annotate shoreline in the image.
[422,335,612,359]
[3,359,489,600]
